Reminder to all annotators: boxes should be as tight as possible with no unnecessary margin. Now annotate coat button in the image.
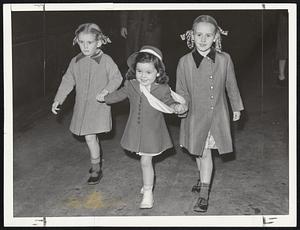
[210,85,214,90]
[209,75,213,79]
[210,106,214,110]
[210,95,214,99]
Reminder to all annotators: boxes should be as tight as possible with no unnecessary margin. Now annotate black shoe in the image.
[193,197,208,212]
[87,169,103,185]
[191,179,201,193]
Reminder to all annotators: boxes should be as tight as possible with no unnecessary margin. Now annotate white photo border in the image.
[3,2,297,227]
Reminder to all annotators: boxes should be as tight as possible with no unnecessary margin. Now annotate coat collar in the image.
[75,49,103,64]
[192,48,216,68]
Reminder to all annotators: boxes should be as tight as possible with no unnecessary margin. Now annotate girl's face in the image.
[77,32,101,56]
[193,22,216,54]
[136,62,158,87]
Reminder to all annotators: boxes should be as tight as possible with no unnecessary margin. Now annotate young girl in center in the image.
[177,15,244,212]
[51,23,123,185]
[98,45,187,209]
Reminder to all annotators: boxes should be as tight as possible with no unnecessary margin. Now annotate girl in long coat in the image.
[51,23,122,185]
[177,15,244,212]
[98,45,187,209]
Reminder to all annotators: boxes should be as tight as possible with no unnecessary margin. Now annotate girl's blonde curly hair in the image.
[72,23,111,46]
[180,15,228,52]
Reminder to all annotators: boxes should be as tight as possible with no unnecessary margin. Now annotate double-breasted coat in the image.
[176,49,244,156]
[54,51,123,136]
[104,79,176,154]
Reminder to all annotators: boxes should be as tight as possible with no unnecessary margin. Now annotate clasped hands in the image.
[172,103,188,115]
[96,89,109,102]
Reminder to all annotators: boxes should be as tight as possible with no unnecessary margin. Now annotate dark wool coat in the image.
[176,49,244,156]
[105,79,176,154]
[54,52,123,136]
[120,11,162,58]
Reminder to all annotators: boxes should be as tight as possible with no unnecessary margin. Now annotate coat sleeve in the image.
[158,85,178,106]
[54,59,75,104]
[225,54,244,112]
[120,11,128,28]
[104,80,129,104]
[176,58,191,107]
[103,56,123,93]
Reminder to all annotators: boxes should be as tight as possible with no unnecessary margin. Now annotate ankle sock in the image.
[91,162,100,175]
[143,185,153,191]
[199,183,210,199]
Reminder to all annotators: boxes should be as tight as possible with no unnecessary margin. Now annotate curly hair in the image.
[72,23,111,46]
[126,52,169,84]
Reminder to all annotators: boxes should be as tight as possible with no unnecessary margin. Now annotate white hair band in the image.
[139,49,162,61]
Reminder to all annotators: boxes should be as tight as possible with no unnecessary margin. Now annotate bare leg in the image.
[85,134,101,176]
[199,149,213,184]
[140,155,154,208]
[192,157,202,192]
[278,59,286,80]
[140,155,154,188]
[195,157,201,179]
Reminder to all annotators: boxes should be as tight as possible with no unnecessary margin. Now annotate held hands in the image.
[173,103,188,115]
[51,101,60,115]
[233,111,241,121]
[120,27,128,39]
[96,89,109,102]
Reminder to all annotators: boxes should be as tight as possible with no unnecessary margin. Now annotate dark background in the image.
[12,10,284,108]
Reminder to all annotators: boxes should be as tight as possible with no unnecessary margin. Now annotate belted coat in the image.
[54,51,123,136]
[176,49,244,156]
[104,79,176,154]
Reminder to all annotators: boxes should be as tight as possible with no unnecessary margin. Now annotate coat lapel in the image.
[130,80,142,95]
[150,83,160,93]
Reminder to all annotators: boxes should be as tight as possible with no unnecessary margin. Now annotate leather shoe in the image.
[193,197,208,212]
[87,169,103,185]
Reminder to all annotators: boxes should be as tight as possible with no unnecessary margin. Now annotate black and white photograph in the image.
[3,2,296,227]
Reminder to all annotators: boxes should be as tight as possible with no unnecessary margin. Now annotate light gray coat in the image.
[54,52,123,136]
[176,50,244,156]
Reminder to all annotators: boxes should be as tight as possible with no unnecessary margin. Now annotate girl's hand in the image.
[173,103,188,114]
[96,89,109,102]
[233,111,241,121]
[178,111,188,118]
[51,101,60,115]
[120,27,128,39]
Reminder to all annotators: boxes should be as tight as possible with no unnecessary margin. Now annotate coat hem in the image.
[121,145,173,155]
[70,128,112,136]
[180,144,233,156]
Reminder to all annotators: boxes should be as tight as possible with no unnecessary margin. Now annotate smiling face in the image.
[77,32,101,56]
[135,62,158,87]
[193,22,216,55]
